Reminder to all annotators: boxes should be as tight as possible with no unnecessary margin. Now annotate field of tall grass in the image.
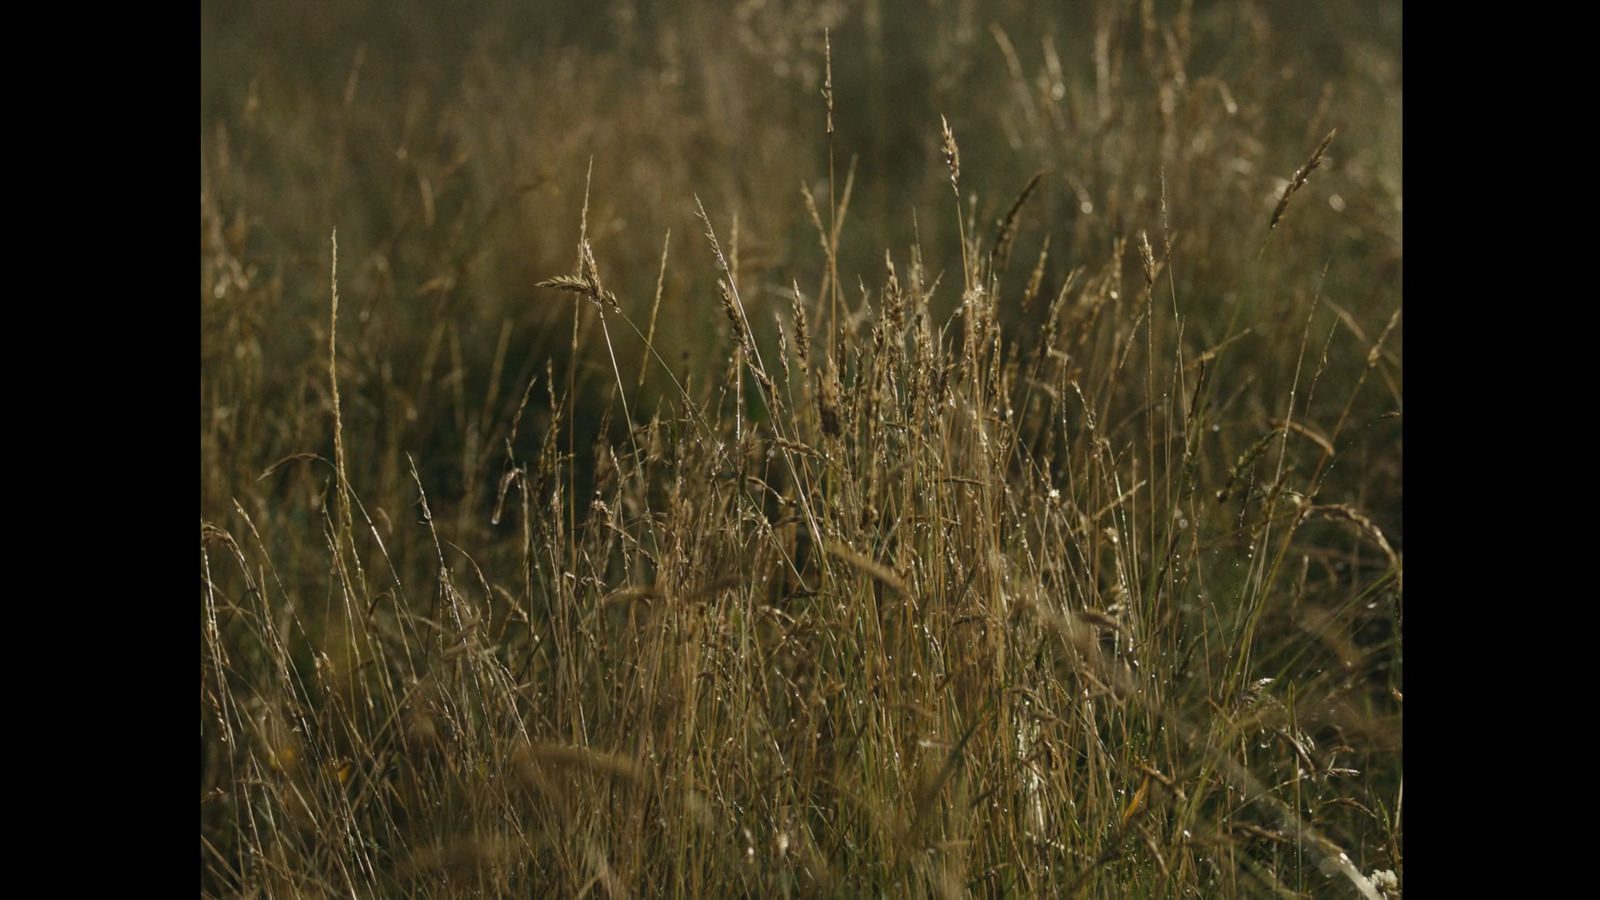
[201,2,1401,896]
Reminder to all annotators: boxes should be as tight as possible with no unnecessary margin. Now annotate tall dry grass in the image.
[202,2,1400,896]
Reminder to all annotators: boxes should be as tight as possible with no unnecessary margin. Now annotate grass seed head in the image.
[1270,128,1337,230]
[940,115,961,197]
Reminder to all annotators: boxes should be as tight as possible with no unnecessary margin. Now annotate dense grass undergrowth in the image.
[202,2,1401,896]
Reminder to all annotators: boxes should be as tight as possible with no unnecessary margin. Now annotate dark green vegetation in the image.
[201,2,1401,896]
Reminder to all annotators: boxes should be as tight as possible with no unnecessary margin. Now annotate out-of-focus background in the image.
[202,0,1399,534]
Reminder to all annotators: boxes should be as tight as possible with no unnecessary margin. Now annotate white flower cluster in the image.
[1368,869,1399,895]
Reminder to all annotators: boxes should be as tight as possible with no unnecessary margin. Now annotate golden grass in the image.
[202,3,1400,897]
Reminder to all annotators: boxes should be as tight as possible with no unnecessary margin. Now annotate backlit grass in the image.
[201,3,1401,896]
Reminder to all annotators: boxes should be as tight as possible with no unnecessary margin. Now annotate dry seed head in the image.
[940,115,961,197]
[1022,234,1051,312]
[717,279,749,353]
[1230,677,1277,718]
[771,436,822,459]
[694,196,731,275]
[1216,428,1279,501]
[1271,129,1337,230]
[823,29,834,136]
[581,239,601,291]
[801,184,827,255]
[791,281,810,371]
[1138,230,1156,290]
[535,274,591,297]
[1301,502,1399,571]
[751,364,774,397]
[992,171,1044,277]
[774,310,790,380]
[538,238,617,307]
[883,252,904,331]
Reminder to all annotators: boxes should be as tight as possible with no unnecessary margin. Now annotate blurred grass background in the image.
[201,0,1399,535]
